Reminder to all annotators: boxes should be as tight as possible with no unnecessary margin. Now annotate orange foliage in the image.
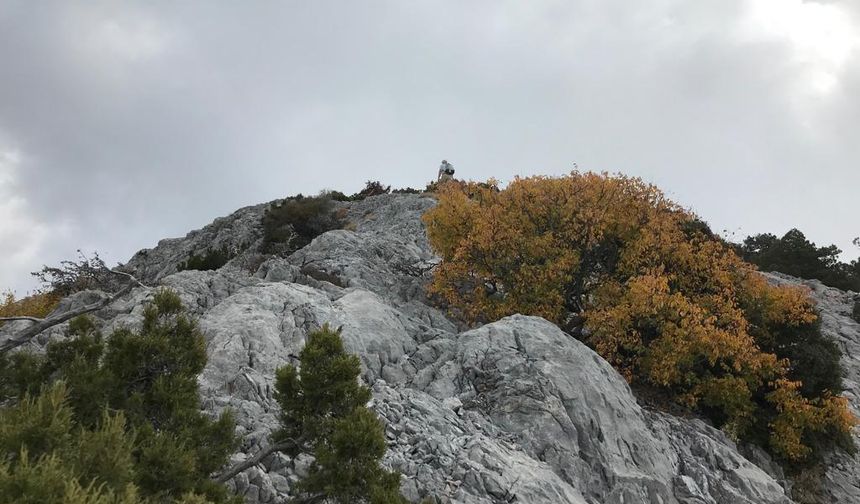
[423,172,856,461]
[0,290,60,322]
[767,379,856,461]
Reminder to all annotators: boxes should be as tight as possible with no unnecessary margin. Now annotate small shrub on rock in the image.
[327,190,352,202]
[273,325,407,503]
[262,194,346,254]
[31,251,120,296]
[177,246,233,272]
[351,180,391,201]
[392,187,420,194]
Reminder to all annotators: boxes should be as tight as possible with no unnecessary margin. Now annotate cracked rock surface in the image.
[6,193,858,503]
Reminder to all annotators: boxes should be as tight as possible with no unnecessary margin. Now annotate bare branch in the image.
[0,272,149,354]
[0,316,43,323]
[213,438,301,483]
[107,269,148,288]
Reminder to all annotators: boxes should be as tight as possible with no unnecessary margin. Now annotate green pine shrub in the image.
[350,181,391,201]
[0,383,142,504]
[261,194,346,254]
[0,289,240,503]
[273,325,407,504]
[177,246,233,272]
[327,190,352,202]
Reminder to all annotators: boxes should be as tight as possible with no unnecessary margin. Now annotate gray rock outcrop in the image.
[5,193,858,503]
[764,272,860,503]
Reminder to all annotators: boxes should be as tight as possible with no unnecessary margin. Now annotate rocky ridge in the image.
[6,193,860,503]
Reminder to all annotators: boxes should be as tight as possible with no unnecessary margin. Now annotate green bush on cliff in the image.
[350,181,391,200]
[273,325,407,504]
[177,246,233,272]
[0,289,239,503]
[262,194,346,254]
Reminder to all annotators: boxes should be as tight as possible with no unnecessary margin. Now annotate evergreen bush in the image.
[261,194,345,254]
[0,289,239,503]
[350,181,391,201]
[273,325,407,503]
[177,246,233,272]
[738,229,860,291]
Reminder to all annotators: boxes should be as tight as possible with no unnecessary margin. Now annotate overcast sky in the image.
[1,0,859,294]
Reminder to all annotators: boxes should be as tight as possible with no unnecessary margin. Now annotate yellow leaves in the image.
[765,379,858,461]
[423,172,674,326]
[588,273,777,397]
[424,171,856,463]
[0,290,60,321]
[739,273,818,327]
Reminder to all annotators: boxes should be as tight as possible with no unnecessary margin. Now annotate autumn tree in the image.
[423,172,855,465]
[0,291,61,326]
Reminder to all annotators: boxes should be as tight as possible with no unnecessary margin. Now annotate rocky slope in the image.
[6,193,860,503]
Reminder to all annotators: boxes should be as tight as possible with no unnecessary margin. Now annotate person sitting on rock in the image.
[438,160,455,182]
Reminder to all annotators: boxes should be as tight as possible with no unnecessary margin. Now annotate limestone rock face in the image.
[122,202,269,284]
[5,193,857,503]
[764,273,860,503]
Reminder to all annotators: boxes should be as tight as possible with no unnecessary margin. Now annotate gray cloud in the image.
[1,0,858,293]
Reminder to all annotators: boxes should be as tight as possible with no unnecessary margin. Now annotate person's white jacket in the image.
[438,161,455,182]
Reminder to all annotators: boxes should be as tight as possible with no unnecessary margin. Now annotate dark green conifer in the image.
[274,325,407,504]
[0,289,239,503]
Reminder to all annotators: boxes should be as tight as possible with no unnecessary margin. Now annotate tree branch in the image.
[213,438,301,483]
[107,269,148,288]
[0,272,148,354]
[0,316,43,323]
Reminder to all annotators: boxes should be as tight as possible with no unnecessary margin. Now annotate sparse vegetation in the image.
[31,251,120,296]
[0,290,239,503]
[423,172,856,466]
[327,190,352,202]
[350,181,391,201]
[1,251,126,330]
[261,194,346,254]
[177,246,233,272]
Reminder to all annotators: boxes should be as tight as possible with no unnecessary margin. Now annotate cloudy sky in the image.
[1,1,859,294]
